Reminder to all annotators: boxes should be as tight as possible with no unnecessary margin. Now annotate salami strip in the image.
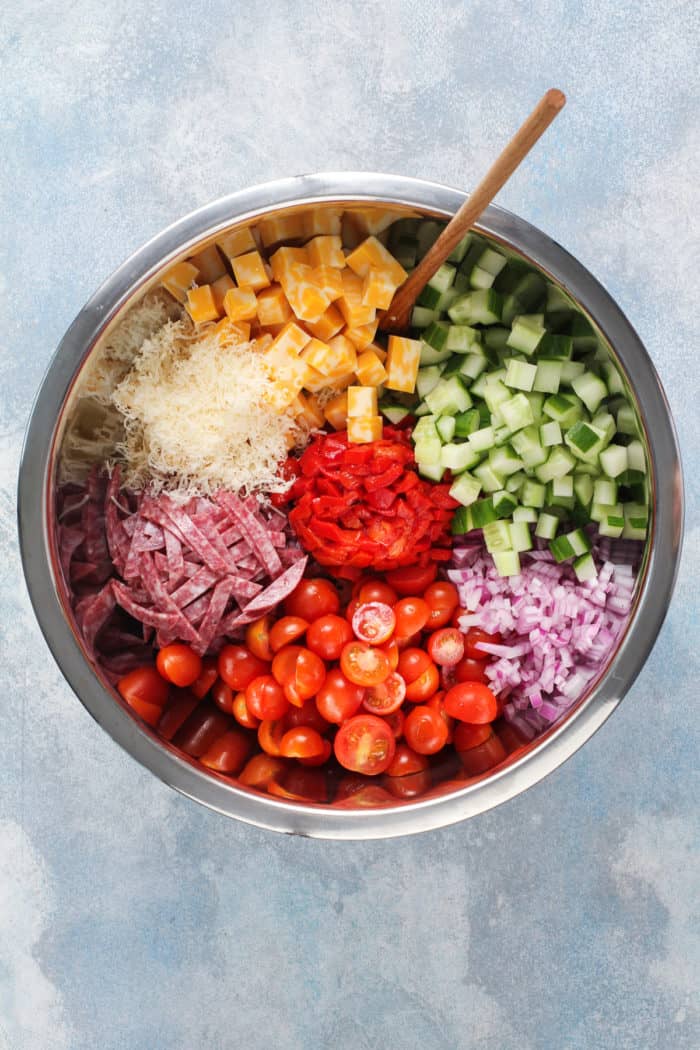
[194,577,236,655]
[59,526,85,582]
[158,497,230,575]
[164,528,185,587]
[215,491,282,576]
[75,582,116,654]
[220,556,307,631]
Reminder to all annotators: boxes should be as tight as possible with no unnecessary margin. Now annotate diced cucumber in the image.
[509,520,533,553]
[428,262,456,294]
[424,375,472,416]
[419,343,452,366]
[511,425,547,468]
[451,506,473,535]
[442,443,481,474]
[533,360,562,394]
[574,552,598,582]
[482,326,511,354]
[573,473,594,508]
[540,420,562,446]
[459,353,488,380]
[551,475,574,499]
[394,236,418,270]
[505,471,527,494]
[416,284,443,310]
[448,233,473,264]
[616,403,639,436]
[627,439,646,474]
[535,446,576,483]
[501,272,546,326]
[560,360,586,385]
[543,393,583,427]
[416,365,444,399]
[622,502,649,540]
[474,461,504,493]
[416,220,443,257]
[499,393,535,432]
[454,408,481,438]
[482,375,510,415]
[469,247,508,289]
[379,403,411,424]
[445,325,482,353]
[506,315,545,356]
[590,500,623,524]
[413,401,431,417]
[489,445,525,478]
[421,321,450,352]
[535,512,559,540]
[571,371,608,414]
[504,358,538,392]
[448,470,482,505]
[537,334,573,360]
[546,282,573,313]
[593,478,618,505]
[467,498,496,527]
[467,425,495,453]
[564,421,605,463]
[522,479,547,508]
[492,490,517,517]
[599,443,628,478]
[417,461,446,482]
[411,305,438,329]
[591,412,616,446]
[570,315,598,354]
[492,550,521,577]
[602,360,625,395]
[448,289,503,325]
[598,508,625,538]
[513,506,538,523]
[483,520,512,553]
[436,415,456,443]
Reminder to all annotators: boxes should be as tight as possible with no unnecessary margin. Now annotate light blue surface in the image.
[1,2,698,1047]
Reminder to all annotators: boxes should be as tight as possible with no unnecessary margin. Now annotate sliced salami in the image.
[219,556,308,631]
[215,491,282,576]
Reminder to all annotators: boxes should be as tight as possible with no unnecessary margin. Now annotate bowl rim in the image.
[17,172,684,839]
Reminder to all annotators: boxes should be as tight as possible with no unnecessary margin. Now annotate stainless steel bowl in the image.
[18,173,683,838]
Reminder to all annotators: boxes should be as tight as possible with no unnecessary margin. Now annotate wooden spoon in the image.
[379,88,566,333]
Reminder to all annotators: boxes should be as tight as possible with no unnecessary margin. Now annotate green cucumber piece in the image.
[448,470,482,505]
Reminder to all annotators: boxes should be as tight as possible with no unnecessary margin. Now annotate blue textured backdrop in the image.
[1,2,698,1048]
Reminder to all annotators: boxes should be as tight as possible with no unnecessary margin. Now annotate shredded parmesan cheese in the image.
[111,321,295,498]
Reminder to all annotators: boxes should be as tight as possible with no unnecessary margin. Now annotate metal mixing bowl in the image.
[18,173,683,838]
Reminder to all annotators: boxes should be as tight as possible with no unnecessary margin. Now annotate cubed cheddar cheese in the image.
[254,333,274,353]
[161,261,199,303]
[361,268,397,310]
[279,264,331,323]
[347,415,383,443]
[313,265,344,302]
[300,338,336,375]
[344,318,380,349]
[355,349,387,387]
[211,274,235,314]
[290,391,325,429]
[325,334,358,378]
[269,246,309,282]
[186,285,219,323]
[213,317,251,343]
[344,207,399,239]
[367,342,387,363]
[305,303,345,341]
[385,335,421,393]
[264,342,311,411]
[345,236,408,287]
[232,250,271,292]
[347,386,378,418]
[323,391,349,430]
[258,214,306,248]
[188,244,227,283]
[267,321,312,358]
[337,271,376,328]
[256,284,293,327]
[306,235,345,269]
[217,227,258,260]
[303,208,343,238]
[223,287,258,322]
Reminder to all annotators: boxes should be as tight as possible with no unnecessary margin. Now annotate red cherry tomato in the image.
[157,691,200,740]
[232,691,260,730]
[298,739,333,767]
[315,669,365,724]
[427,628,465,667]
[357,580,399,605]
[345,597,362,625]
[200,729,252,774]
[334,774,373,801]
[383,769,431,799]
[268,767,328,803]
[284,578,340,620]
[118,666,169,709]
[382,708,405,739]
[173,708,231,757]
[218,645,269,691]
[340,641,391,687]
[454,722,493,751]
[245,615,274,662]
[191,657,219,700]
[269,616,309,652]
[279,726,326,760]
[257,717,288,757]
[351,601,396,645]
[397,647,432,684]
[285,699,330,735]
[404,663,439,702]
[126,696,162,727]
[464,627,502,660]
[455,656,490,684]
[459,732,507,776]
[404,705,449,755]
[334,714,396,775]
[379,640,400,670]
[245,675,290,721]
[427,691,455,743]
[451,607,469,630]
[423,581,460,629]
[212,678,235,714]
[156,644,202,688]
[362,672,406,716]
[385,563,438,595]
[306,614,353,660]
[271,646,326,706]
[239,753,287,788]
[443,682,498,724]
[393,597,430,637]
[386,743,429,778]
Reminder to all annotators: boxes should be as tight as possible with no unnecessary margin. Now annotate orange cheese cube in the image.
[347,386,378,418]
[306,235,345,269]
[324,335,358,378]
[313,265,344,302]
[355,349,387,387]
[323,391,349,430]
[264,343,311,410]
[385,335,421,393]
[188,244,227,283]
[300,338,335,375]
[162,261,199,303]
[223,287,258,322]
[186,285,219,323]
[305,304,345,341]
[258,214,306,248]
[213,317,251,343]
[267,321,312,358]
[347,415,383,443]
[344,208,400,241]
[344,318,380,349]
[256,284,293,327]
[362,268,398,310]
[211,274,235,314]
[337,271,376,328]
[254,333,274,353]
[366,342,387,363]
[231,250,271,291]
[303,208,343,238]
[217,226,258,260]
[345,236,408,288]
[290,391,325,429]
[269,246,309,282]
[279,265,331,323]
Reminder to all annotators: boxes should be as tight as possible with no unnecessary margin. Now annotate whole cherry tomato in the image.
[385,563,438,595]
[306,614,353,661]
[268,767,328,803]
[218,645,269,691]
[443,682,498,724]
[383,769,431,799]
[382,708,405,739]
[455,656,490,684]
[156,644,202,688]
[404,705,449,755]
[453,722,493,751]
[212,678,235,714]
[125,696,162,727]
[315,670,365,724]
[386,743,429,778]
[257,717,288,757]
[157,691,200,740]
[397,647,432,684]
[285,699,330,735]
[284,578,340,620]
[393,597,430,637]
[423,581,460,629]
[200,729,252,774]
[245,675,290,721]
[357,580,399,605]
[118,666,169,709]
[173,708,231,757]
[269,616,309,652]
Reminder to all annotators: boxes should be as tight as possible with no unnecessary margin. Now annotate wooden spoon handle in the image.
[380,88,566,331]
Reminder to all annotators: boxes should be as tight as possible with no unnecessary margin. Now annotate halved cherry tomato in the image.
[246,615,274,662]
[443,682,498,724]
[393,597,430,637]
[454,722,493,751]
[383,769,431,799]
[427,692,455,743]
[285,699,330,735]
[232,691,260,730]
[334,714,396,775]
[423,581,460,629]
[271,646,326,706]
[118,666,169,708]
[315,670,365,724]
[173,708,231,757]
[157,690,200,740]
[279,726,326,760]
[257,717,288,757]
[351,601,396,645]
[156,644,202,688]
[464,627,502,660]
[404,705,449,755]
[427,628,465,667]
[397,647,432,684]
[268,767,328,803]
[269,616,309,652]
[212,678,235,714]
[385,562,438,595]
[191,657,219,700]
[498,722,529,754]
[245,675,290,721]
[459,732,507,776]
[218,645,269,691]
[126,696,162,727]
[382,708,405,739]
[362,672,406,716]
[340,641,391,687]
[357,580,398,606]
[306,614,353,661]
[404,662,440,702]
[379,639,400,670]
[284,578,340,620]
[455,656,490,684]
[333,784,395,807]
[298,739,333,767]
[386,743,429,778]
[239,753,287,788]
[200,729,252,774]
